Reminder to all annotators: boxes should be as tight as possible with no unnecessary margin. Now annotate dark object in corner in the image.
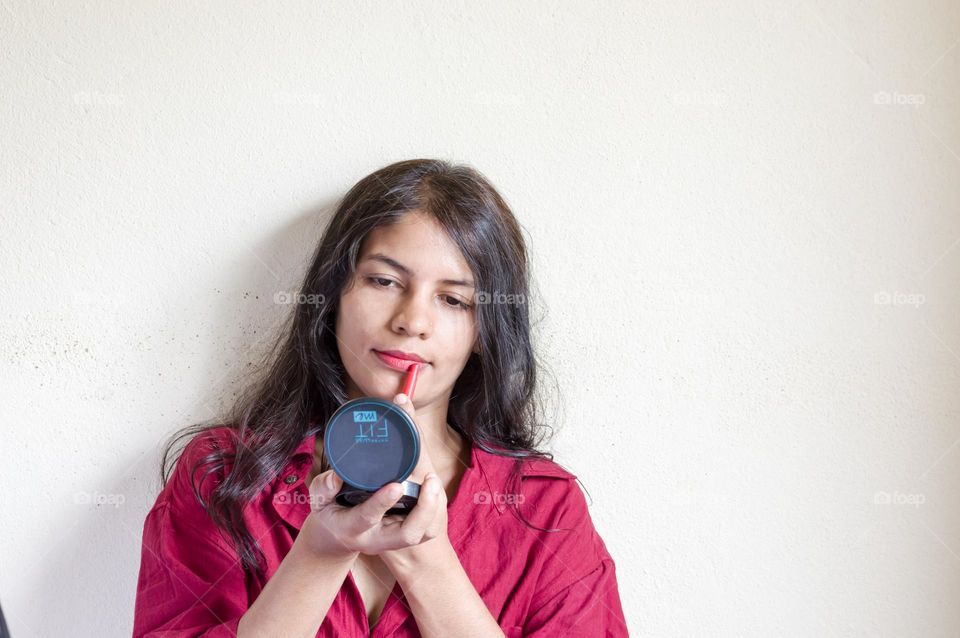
[0,600,9,638]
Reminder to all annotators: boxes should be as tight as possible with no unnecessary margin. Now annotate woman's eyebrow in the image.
[363,252,475,287]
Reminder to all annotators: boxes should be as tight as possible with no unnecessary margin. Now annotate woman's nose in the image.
[391,291,433,337]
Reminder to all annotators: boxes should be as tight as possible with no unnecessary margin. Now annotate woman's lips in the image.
[373,350,428,372]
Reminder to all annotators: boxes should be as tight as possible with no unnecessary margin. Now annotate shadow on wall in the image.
[17,199,339,636]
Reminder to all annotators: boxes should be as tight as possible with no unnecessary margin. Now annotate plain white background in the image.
[2,1,959,636]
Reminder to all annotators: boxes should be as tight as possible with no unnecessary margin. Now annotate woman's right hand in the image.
[297,468,443,562]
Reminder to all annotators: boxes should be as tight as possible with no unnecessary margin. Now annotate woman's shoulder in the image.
[473,444,577,480]
[466,450,626,634]
[136,426,246,563]
[517,454,578,481]
[179,424,241,458]
[473,446,592,530]
[472,446,614,586]
[157,425,241,509]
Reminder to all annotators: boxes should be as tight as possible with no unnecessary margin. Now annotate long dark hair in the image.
[160,159,560,579]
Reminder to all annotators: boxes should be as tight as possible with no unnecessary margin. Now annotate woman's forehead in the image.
[360,215,474,286]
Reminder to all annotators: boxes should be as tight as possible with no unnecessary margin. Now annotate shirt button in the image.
[284,474,298,484]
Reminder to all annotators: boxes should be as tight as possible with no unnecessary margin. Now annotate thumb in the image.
[392,392,416,418]
[392,393,437,479]
[308,469,342,512]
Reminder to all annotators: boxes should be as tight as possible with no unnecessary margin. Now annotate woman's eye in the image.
[367,276,470,310]
[443,295,472,310]
[368,276,396,288]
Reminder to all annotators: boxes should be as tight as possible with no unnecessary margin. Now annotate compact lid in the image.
[323,397,420,491]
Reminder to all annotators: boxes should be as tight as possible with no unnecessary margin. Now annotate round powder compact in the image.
[323,364,423,514]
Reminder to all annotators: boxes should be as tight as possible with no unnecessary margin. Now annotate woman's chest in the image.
[350,554,398,628]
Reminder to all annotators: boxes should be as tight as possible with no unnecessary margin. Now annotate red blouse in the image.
[132,426,628,637]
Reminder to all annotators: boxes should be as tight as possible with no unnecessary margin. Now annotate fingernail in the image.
[324,471,336,490]
[428,474,440,494]
[395,393,408,404]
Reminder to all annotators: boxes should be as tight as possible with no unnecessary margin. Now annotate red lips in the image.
[374,349,427,364]
[373,350,429,371]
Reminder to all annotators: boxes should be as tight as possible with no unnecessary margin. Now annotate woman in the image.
[132,159,628,637]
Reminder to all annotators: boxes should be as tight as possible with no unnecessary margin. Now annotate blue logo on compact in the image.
[353,409,390,443]
[353,410,378,422]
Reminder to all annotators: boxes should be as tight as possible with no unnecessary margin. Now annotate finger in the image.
[308,469,342,512]
[393,392,416,417]
[407,445,437,484]
[392,393,438,482]
[391,393,423,459]
[398,473,442,543]
[350,482,405,531]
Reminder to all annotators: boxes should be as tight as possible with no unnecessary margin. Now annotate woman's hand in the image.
[379,392,451,572]
[296,391,451,566]
[298,465,445,562]
[297,394,447,558]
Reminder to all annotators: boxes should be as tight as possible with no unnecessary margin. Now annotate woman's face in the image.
[335,211,479,405]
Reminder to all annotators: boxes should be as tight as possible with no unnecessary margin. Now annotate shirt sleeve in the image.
[516,472,630,637]
[132,431,249,637]
[521,555,628,637]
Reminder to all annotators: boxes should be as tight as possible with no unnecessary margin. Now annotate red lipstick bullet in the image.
[402,363,420,400]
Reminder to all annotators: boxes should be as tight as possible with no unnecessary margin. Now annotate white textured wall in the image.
[2,1,959,636]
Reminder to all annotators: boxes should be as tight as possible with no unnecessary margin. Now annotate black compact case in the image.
[323,397,421,515]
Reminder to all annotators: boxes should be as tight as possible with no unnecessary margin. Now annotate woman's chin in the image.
[348,378,395,401]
